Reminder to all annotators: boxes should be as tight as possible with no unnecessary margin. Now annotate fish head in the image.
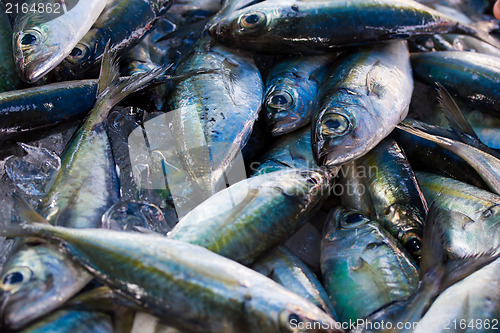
[265,84,304,135]
[313,94,381,167]
[327,208,371,234]
[383,203,424,260]
[0,242,90,330]
[276,304,341,332]
[209,9,271,46]
[13,15,65,83]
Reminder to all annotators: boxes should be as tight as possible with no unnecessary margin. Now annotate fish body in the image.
[253,246,339,320]
[312,40,413,167]
[415,172,500,257]
[210,0,481,53]
[169,168,331,266]
[321,208,419,323]
[0,223,342,333]
[167,37,263,197]
[253,126,316,175]
[0,80,97,147]
[60,0,170,77]
[264,55,332,135]
[350,137,427,259]
[19,309,113,333]
[0,8,22,92]
[0,56,162,330]
[411,51,500,115]
[13,0,108,82]
[414,257,500,333]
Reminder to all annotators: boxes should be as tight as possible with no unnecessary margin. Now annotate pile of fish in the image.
[0,0,500,332]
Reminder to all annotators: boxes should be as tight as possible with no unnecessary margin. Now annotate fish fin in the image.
[97,42,120,96]
[440,249,500,293]
[436,82,478,140]
[132,226,162,236]
[12,193,49,224]
[396,120,454,148]
[419,203,446,280]
[366,60,385,98]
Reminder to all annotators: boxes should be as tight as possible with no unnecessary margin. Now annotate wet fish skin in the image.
[321,208,419,323]
[393,127,489,189]
[414,257,500,333]
[355,137,427,260]
[0,80,97,147]
[19,309,113,333]
[0,241,93,330]
[252,246,340,320]
[0,8,22,92]
[264,55,332,136]
[60,0,170,77]
[167,36,263,197]
[253,125,316,175]
[169,168,332,266]
[415,172,500,258]
[209,0,482,53]
[0,223,343,333]
[12,0,108,83]
[411,51,500,115]
[312,40,413,167]
[0,55,163,330]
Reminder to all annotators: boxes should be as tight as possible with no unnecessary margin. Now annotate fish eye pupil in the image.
[345,213,364,224]
[3,271,24,285]
[271,94,288,107]
[288,313,301,323]
[245,14,261,25]
[325,118,341,129]
[406,237,422,253]
[21,33,37,45]
[70,47,83,57]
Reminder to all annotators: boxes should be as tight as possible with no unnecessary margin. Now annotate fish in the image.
[339,137,427,260]
[415,172,500,258]
[0,222,343,333]
[59,0,171,77]
[413,257,500,333]
[252,245,340,320]
[312,40,413,167]
[264,55,333,135]
[18,309,113,333]
[397,119,500,195]
[252,125,318,175]
[411,51,500,115]
[165,36,263,200]
[169,168,332,266]
[0,8,22,92]
[13,0,108,82]
[0,48,165,330]
[209,0,491,53]
[351,205,499,332]
[321,208,419,323]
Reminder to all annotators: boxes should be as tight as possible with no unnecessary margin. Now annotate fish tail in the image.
[96,48,165,115]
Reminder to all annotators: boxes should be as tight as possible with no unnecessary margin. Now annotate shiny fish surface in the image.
[312,40,413,167]
[0,223,342,333]
[210,0,483,53]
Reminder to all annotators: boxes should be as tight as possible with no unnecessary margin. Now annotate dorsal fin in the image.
[436,82,478,139]
[12,192,49,224]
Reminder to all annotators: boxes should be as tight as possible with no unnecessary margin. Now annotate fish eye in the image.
[20,30,42,47]
[340,212,370,229]
[0,267,33,292]
[279,310,305,332]
[67,44,90,63]
[403,233,422,257]
[238,11,267,32]
[321,112,351,137]
[266,91,294,110]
